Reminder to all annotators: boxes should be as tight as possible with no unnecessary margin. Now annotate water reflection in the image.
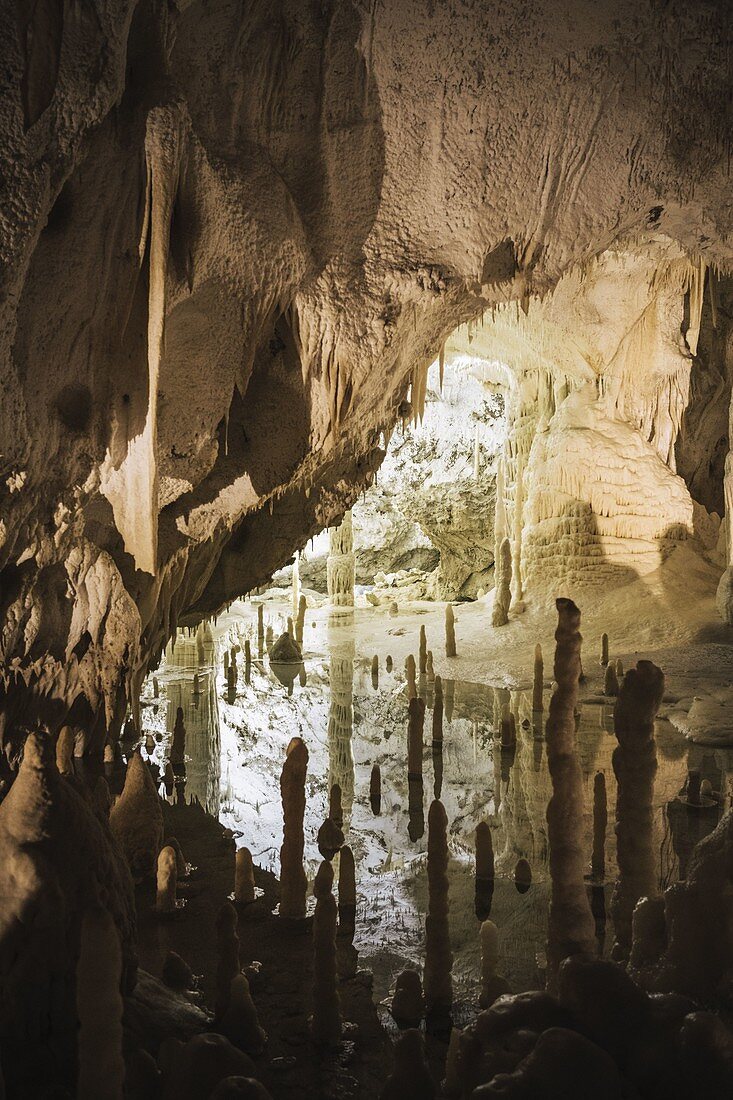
[139,599,733,1005]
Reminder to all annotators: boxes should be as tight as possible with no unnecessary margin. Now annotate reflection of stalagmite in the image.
[432,676,444,799]
[235,847,255,905]
[153,676,159,698]
[601,633,609,667]
[405,654,417,699]
[76,906,124,1100]
[165,626,221,815]
[370,765,381,815]
[533,644,544,713]
[317,816,344,861]
[444,679,455,722]
[156,846,177,913]
[514,857,532,892]
[408,698,425,777]
[327,511,355,607]
[327,624,355,826]
[611,660,663,957]
[386,655,393,672]
[312,861,341,1044]
[257,604,264,654]
[475,820,494,920]
[479,920,510,1008]
[279,738,308,919]
[427,651,434,680]
[492,537,512,628]
[244,640,251,684]
[591,772,607,881]
[419,626,427,673]
[445,604,456,658]
[391,970,425,1029]
[424,800,452,1025]
[408,777,425,842]
[371,654,379,688]
[545,598,596,985]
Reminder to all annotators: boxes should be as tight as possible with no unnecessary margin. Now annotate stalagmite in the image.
[444,679,455,722]
[419,626,427,673]
[327,511,355,607]
[500,708,516,749]
[193,672,200,696]
[257,604,264,653]
[532,644,544,712]
[153,676,160,698]
[370,765,381,815]
[227,663,236,702]
[279,737,308,919]
[109,751,163,881]
[215,903,241,1018]
[604,662,619,697]
[492,537,512,628]
[296,594,306,646]
[611,660,663,957]
[432,675,444,742]
[426,650,434,681]
[479,920,510,1008]
[601,633,609,667]
[615,658,624,681]
[292,550,300,616]
[424,800,452,1026]
[380,1030,436,1100]
[445,604,456,657]
[407,697,426,777]
[76,906,124,1100]
[475,820,495,920]
[156,845,178,913]
[171,706,186,775]
[235,848,256,905]
[265,625,273,650]
[224,650,230,674]
[73,728,88,759]
[386,655,393,673]
[312,860,341,1044]
[391,970,425,1029]
[56,726,74,776]
[244,640,251,684]
[545,598,597,985]
[371,654,379,688]
[337,845,356,938]
[219,974,266,1056]
[166,836,188,878]
[230,648,238,682]
[405,654,417,699]
[591,772,607,881]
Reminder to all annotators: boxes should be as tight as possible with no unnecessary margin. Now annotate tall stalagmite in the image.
[445,605,456,658]
[279,737,309,919]
[544,599,596,984]
[591,772,607,881]
[492,537,512,628]
[532,643,544,712]
[312,861,341,1044]
[109,751,163,881]
[611,660,663,957]
[235,847,256,905]
[424,800,452,1025]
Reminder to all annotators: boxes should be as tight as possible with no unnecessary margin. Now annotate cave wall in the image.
[2,0,733,737]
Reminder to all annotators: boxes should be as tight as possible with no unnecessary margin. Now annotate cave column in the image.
[327,511,355,607]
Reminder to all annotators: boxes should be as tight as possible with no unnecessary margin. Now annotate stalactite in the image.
[492,537,512,628]
[532,643,544,712]
[545,598,596,986]
[424,800,452,1027]
[76,906,124,1100]
[445,605,456,658]
[611,661,663,958]
[279,737,308,919]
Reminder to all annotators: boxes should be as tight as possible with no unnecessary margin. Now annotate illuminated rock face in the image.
[2,1,733,730]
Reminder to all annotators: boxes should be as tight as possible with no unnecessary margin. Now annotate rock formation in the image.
[327,512,355,608]
[445,605,457,658]
[532,644,544,713]
[312,860,341,1045]
[479,920,510,1009]
[235,847,256,906]
[591,772,607,882]
[491,537,512,628]
[155,845,178,914]
[215,903,241,1019]
[370,764,381,816]
[380,1030,436,1100]
[279,737,308,919]
[109,751,164,882]
[76,906,124,1100]
[391,969,425,1030]
[219,974,266,1057]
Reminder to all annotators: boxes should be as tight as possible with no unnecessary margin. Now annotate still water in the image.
[137,598,733,1010]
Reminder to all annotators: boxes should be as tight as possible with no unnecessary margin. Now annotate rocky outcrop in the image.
[401,475,496,599]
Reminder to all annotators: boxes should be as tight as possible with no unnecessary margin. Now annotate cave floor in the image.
[128,537,733,1081]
